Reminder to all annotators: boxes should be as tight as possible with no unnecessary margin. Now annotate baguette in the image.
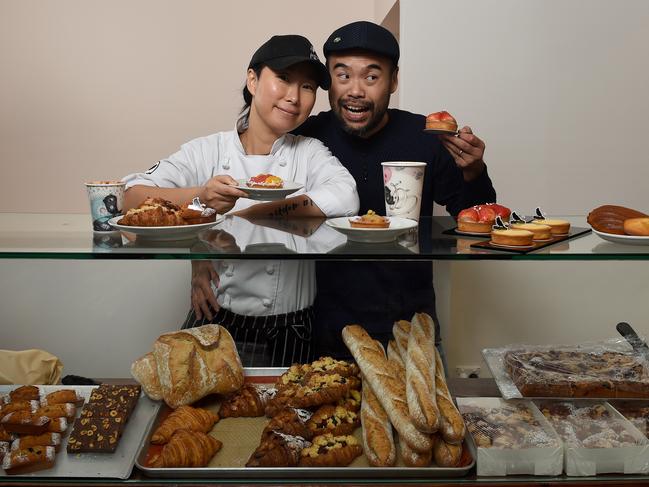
[342,325,432,453]
[360,341,396,467]
[398,436,432,467]
[434,348,466,444]
[432,435,463,467]
[392,320,411,360]
[406,313,440,433]
[387,340,405,374]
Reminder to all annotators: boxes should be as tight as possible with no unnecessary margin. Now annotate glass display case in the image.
[1,213,648,486]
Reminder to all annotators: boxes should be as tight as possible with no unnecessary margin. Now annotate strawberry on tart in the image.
[247,174,284,189]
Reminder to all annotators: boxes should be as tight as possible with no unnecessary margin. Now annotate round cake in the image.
[532,218,570,236]
[247,174,284,189]
[491,228,534,247]
[510,222,552,241]
[349,210,390,228]
[425,111,458,132]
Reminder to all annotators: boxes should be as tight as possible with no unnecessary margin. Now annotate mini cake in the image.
[491,228,534,247]
[510,222,552,241]
[532,218,570,236]
[247,174,284,189]
[457,204,511,233]
[349,210,390,229]
[425,111,458,132]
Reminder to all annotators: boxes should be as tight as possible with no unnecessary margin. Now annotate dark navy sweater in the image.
[295,109,497,357]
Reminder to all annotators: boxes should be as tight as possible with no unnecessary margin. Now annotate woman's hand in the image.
[199,175,248,213]
[191,260,220,320]
[439,126,486,181]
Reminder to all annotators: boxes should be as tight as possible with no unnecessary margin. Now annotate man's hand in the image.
[439,126,486,182]
[191,260,220,320]
[199,175,248,213]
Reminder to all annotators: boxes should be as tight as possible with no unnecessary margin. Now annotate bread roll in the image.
[434,349,466,444]
[624,217,649,236]
[406,313,440,433]
[360,341,396,467]
[342,325,432,453]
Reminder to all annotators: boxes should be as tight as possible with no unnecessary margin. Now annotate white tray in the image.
[0,384,160,479]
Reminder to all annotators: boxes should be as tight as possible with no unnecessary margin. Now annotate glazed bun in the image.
[425,111,458,132]
[624,217,649,236]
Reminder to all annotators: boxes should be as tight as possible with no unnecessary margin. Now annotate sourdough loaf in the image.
[132,325,244,408]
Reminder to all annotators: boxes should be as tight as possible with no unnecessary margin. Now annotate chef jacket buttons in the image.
[262,298,272,308]
[225,265,234,277]
[278,160,287,167]
[265,264,275,275]
[222,158,230,170]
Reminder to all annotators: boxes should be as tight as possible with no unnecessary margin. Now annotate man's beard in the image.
[332,95,390,138]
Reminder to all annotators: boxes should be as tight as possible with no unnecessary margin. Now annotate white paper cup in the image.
[381,161,426,221]
[84,181,126,232]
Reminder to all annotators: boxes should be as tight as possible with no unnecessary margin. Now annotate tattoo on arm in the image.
[267,198,314,217]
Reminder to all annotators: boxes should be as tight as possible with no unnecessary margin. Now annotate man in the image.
[293,21,497,357]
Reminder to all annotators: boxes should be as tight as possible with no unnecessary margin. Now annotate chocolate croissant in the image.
[262,408,314,440]
[307,405,360,437]
[150,405,219,444]
[148,429,221,468]
[219,384,276,418]
[246,431,311,467]
[298,433,362,467]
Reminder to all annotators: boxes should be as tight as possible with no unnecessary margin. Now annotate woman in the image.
[122,35,359,367]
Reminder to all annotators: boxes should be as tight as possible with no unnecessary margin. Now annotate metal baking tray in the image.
[0,384,160,479]
[135,367,475,479]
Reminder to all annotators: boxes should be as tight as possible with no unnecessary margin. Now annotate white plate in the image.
[108,215,223,241]
[235,179,303,201]
[593,228,649,246]
[423,128,458,136]
[325,216,418,243]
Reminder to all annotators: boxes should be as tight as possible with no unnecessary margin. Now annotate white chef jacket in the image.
[123,129,359,316]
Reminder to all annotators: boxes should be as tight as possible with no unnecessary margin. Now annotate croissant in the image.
[150,405,219,444]
[219,384,276,418]
[262,408,313,440]
[148,429,222,468]
[246,431,311,467]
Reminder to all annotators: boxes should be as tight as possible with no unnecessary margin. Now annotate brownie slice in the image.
[89,385,140,416]
[67,416,124,453]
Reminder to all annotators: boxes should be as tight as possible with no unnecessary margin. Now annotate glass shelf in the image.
[1,213,648,260]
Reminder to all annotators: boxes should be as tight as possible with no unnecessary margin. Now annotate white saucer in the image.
[235,180,303,201]
[593,228,649,246]
[326,216,418,243]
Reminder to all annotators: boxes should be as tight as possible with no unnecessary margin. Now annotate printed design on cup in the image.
[383,166,424,217]
[86,183,126,232]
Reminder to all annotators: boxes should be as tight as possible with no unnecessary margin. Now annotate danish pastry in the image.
[349,210,390,228]
[425,111,458,132]
[298,433,362,467]
[306,405,360,437]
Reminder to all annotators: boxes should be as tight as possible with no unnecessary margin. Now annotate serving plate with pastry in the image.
[588,205,649,245]
[234,175,303,201]
[132,323,474,479]
[109,197,223,241]
[326,211,418,243]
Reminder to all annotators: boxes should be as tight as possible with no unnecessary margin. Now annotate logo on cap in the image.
[333,37,341,43]
[309,45,319,61]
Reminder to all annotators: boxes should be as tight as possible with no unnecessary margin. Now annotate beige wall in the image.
[0,0,377,213]
[400,0,649,376]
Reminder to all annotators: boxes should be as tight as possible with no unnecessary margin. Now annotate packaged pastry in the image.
[484,337,649,399]
[609,400,649,438]
[537,400,649,475]
[457,397,562,476]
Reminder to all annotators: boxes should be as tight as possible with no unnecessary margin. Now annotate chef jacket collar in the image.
[234,123,287,156]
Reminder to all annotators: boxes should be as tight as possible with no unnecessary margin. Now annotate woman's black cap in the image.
[248,35,331,89]
[323,21,400,65]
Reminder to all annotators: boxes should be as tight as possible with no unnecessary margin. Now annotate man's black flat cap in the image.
[248,34,330,89]
[323,21,399,65]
